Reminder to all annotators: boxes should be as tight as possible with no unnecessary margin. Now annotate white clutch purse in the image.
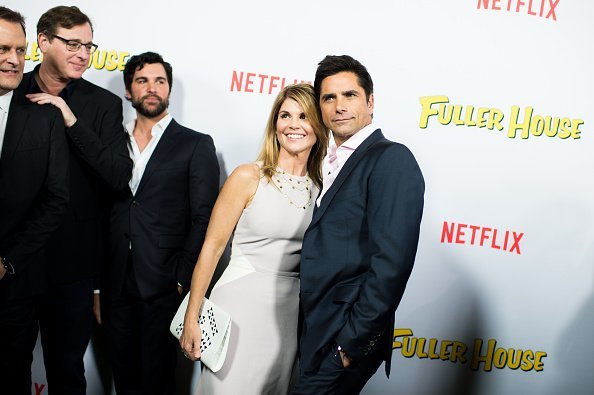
[170,292,232,372]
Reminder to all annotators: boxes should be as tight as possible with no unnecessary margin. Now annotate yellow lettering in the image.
[571,119,583,139]
[493,347,507,369]
[471,338,496,371]
[417,338,428,359]
[427,338,440,359]
[530,115,545,136]
[401,337,416,358]
[487,108,505,131]
[520,349,535,371]
[507,106,533,139]
[450,341,467,363]
[533,351,547,371]
[117,52,130,71]
[419,96,449,128]
[438,104,453,125]
[557,118,571,139]
[105,51,119,71]
[393,328,413,349]
[92,50,106,70]
[439,340,452,361]
[464,106,476,126]
[452,105,464,125]
[476,107,489,128]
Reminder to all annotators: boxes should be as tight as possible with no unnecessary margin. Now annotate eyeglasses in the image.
[51,34,98,54]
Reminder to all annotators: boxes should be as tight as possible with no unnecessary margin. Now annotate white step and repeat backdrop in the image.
[7,1,593,394]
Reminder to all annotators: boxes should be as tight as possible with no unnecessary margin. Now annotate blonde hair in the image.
[256,83,328,188]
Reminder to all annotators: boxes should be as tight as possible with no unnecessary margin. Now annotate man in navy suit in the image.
[294,55,425,394]
[101,52,219,394]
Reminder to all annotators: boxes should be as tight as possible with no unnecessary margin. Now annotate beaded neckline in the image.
[271,167,312,210]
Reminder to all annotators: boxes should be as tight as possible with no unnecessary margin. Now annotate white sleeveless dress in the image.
[196,170,316,395]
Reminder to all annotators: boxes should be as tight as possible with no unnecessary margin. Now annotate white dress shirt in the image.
[125,114,172,195]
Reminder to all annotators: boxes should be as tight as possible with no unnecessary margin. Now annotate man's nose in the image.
[335,98,347,113]
[5,49,20,66]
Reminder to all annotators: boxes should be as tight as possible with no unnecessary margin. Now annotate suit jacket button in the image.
[132,200,138,206]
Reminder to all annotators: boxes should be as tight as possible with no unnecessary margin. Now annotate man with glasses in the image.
[19,5,132,394]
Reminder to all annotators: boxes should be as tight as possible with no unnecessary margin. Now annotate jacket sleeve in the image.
[336,144,425,361]
[7,111,69,273]
[66,96,132,192]
[173,135,220,289]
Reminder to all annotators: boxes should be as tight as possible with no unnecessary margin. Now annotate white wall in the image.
[7,1,593,394]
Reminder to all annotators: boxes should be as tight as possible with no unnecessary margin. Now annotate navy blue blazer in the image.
[104,119,219,300]
[299,129,425,376]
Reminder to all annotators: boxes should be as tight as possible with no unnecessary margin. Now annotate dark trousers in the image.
[0,297,39,395]
[39,277,94,395]
[103,277,180,395]
[292,343,384,395]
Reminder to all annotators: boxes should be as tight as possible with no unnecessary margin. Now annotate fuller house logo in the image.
[230,70,311,95]
[476,0,560,21]
[419,96,583,140]
[25,40,130,72]
[393,328,547,372]
[441,221,524,255]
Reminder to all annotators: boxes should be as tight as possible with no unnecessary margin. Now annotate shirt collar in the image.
[125,113,172,138]
[0,90,13,112]
[331,122,377,152]
[27,64,77,100]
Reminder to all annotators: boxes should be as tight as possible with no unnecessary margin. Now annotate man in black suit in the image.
[101,52,219,394]
[294,55,425,394]
[20,6,132,395]
[0,6,69,394]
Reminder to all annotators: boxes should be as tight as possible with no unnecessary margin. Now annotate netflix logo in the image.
[441,221,524,255]
[230,70,311,95]
[477,0,560,21]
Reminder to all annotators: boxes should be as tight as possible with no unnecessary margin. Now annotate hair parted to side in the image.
[313,55,374,101]
[37,6,93,37]
[0,6,26,34]
[257,83,328,189]
[123,51,173,93]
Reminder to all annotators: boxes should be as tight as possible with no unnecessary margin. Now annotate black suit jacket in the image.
[299,129,425,376]
[19,69,132,285]
[0,89,69,301]
[104,119,219,300]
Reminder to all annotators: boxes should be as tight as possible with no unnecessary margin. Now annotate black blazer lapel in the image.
[134,119,180,196]
[0,92,29,165]
[309,129,385,229]
[66,79,92,115]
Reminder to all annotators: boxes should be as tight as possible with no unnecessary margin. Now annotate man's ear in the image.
[367,93,375,115]
[37,32,49,53]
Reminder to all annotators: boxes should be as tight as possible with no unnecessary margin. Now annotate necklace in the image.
[272,168,312,210]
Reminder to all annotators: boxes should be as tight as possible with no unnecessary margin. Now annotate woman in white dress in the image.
[180,83,328,394]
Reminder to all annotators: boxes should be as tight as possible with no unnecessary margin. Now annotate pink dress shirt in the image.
[316,123,377,206]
